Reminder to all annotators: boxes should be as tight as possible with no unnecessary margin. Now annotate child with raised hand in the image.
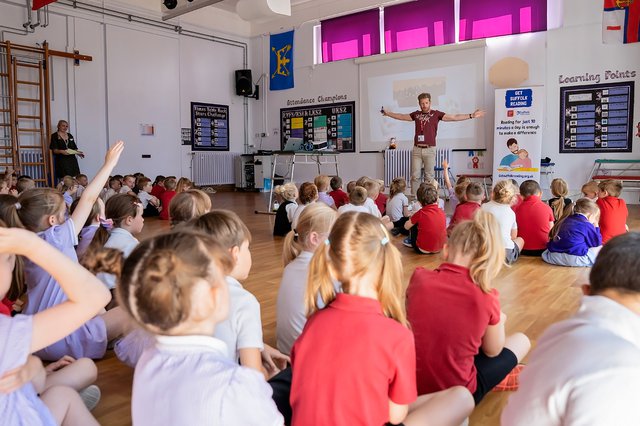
[404,184,447,254]
[273,183,298,237]
[548,178,572,221]
[482,180,525,264]
[291,212,474,426]
[387,177,411,235]
[16,141,130,360]
[542,198,602,267]
[407,211,531,405]
[291,182,318,229]
[0,223,111,425]
[118,230,284,426]
[596,179,628,243]
[277,203,337,355]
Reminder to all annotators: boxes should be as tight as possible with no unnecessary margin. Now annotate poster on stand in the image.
[493,87,544,187]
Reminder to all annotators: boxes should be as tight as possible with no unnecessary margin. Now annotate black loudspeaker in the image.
[235,69,253,96]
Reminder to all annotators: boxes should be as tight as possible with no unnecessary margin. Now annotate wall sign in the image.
[560,81,634,153]
[191,102,229,151]
[280,101,355,152]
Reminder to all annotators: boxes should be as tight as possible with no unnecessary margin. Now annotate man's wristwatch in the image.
[469,113,473,119]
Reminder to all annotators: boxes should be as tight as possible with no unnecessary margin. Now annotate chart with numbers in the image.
[560,81,634,153]
[191,102,229,151]
[280,101,355,152]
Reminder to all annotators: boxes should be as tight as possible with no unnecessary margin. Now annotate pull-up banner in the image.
[493,86,544,187]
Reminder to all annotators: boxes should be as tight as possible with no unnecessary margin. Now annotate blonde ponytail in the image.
[305,242,337,316]
[448,210,504,293]
[283,203,337,266]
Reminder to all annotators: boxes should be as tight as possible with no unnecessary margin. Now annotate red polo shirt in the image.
[447,201,481,235]
[410,110,445,147]
[375,192,388,216]
[329,189,349,208]
[513,195,554,250]
[410,204,447,252]
[158,190,176,221]
[291,293,417,426]
[407,263,501,395]
[596,196,628,243]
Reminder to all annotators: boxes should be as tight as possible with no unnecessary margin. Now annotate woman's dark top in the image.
[50,132,80,178]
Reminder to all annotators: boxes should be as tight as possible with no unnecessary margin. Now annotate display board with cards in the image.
[191,102,229,151]
[560,81,634,153]
[280,101,355,152]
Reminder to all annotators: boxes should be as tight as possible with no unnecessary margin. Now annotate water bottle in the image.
[273,200,280,212]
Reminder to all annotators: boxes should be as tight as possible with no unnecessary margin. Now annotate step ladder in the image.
[0,41,53,186]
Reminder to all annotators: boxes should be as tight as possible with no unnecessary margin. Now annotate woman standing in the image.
[50,120,84,180]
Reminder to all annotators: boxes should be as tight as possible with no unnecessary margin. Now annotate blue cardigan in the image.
[547,214,602,256]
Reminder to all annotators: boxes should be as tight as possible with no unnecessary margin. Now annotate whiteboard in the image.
[358,45,486,152]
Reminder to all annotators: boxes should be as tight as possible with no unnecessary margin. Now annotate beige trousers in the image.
[411,146,436,196]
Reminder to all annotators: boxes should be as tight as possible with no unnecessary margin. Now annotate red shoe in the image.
[493,364,524,391]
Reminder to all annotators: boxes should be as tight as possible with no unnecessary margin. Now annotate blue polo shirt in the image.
[547,214,602,256]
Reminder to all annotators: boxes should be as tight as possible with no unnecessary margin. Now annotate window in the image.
[459,0,547,41]
[320,9,380,63]
[384,0,455,53]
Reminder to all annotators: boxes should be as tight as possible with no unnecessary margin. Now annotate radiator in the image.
[19,149,46,183]
[384,149,411,186]
[383,148,451,187]
[191,152,240,185]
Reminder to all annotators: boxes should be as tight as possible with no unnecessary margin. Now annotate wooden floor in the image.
[94,192,639,426]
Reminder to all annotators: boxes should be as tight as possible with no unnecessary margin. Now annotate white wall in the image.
[1,0,250,180]
[249,0,640,201]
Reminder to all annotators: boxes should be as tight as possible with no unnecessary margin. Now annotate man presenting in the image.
[382,93,484,195]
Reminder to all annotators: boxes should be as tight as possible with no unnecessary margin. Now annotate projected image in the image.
[370,64,477,147]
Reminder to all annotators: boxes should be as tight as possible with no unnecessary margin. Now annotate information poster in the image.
[280,101,355,152]
[560,81,634,153]
[493,87,544,186]
[191,102,229,151]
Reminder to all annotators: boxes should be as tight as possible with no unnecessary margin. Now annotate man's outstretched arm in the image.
[443,109,485,122]
[382,109,413,121]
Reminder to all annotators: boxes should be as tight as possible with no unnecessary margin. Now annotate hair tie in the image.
[99,218,114,231]
[380,236,389,246]
[293,229,299,242]
[14,202,21,210]
[324,239,330,246]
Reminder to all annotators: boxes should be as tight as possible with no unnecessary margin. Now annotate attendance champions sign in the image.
[493,87,544,187]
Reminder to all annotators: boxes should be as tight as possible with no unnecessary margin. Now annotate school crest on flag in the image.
[603,0,640,43]
[270,30,294,91]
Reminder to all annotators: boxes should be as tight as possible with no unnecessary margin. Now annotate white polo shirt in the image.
[502,295,640,426]
[214,276,264,362]
[337,204,370,215]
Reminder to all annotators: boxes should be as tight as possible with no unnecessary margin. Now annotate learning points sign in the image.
[493,87,543,186]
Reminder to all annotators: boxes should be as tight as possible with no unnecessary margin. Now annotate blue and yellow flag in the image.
[270,30,294,91]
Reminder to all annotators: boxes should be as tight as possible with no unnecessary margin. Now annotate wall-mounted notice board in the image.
[191,102,229,151]
[560,81,634,153]
[280,101,355,152]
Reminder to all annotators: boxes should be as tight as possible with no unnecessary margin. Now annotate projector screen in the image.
[358,45,486,152]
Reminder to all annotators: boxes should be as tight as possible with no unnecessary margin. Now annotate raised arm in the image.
[382,109,413,122]
[0,227,111,353]
[443,109,485,122]
[442,159,452,191]
[70,141,124,235]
